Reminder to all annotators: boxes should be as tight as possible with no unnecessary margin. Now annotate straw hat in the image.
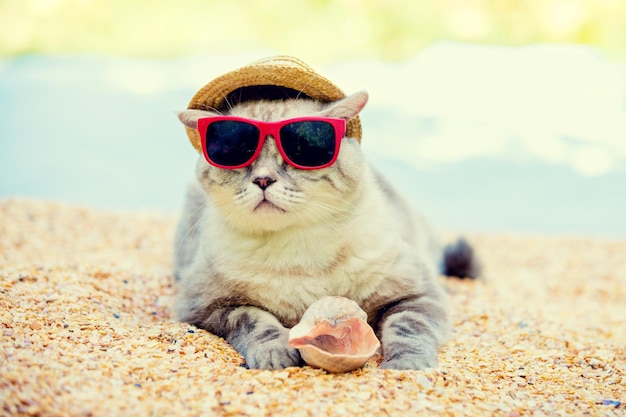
[184,55,362,152]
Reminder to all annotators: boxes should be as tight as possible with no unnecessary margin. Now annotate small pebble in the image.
[601,399,621,408]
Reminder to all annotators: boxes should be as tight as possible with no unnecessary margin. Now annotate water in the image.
[1,44,625,237]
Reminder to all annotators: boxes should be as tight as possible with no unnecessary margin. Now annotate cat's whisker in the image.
[218,89,234,112]
[304,190,364,215]
[302,199,345,217]
[174,201,207,253]
[206,106,225,115]
[293,202,355,231]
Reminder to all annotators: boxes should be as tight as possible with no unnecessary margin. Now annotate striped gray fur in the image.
[174,91,480,370]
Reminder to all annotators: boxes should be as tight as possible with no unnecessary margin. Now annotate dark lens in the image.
[280,121,336,167]
[205,121,259,167]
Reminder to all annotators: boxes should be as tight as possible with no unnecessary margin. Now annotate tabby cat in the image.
[174,89,479,370]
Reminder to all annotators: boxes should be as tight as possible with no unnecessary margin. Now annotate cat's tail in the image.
[442,238,482,279]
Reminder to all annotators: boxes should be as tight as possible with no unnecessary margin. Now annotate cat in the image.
[174,89,480,370]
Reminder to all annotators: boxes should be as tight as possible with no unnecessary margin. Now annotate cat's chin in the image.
[253,200,286,213]
[232,201,298,234]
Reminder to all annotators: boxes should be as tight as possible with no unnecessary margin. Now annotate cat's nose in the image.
[253,176,276,190]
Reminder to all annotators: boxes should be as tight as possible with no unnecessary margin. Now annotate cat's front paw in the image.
[244,342,302,370]
[380,354,436,370]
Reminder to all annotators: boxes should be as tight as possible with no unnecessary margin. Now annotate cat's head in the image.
[178,90,369,234]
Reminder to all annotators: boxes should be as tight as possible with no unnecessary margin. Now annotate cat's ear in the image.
[319,90,368,121]
[178,109,215,130]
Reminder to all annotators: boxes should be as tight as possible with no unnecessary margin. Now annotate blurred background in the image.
[3,0,626,62]
[1,0,625,237]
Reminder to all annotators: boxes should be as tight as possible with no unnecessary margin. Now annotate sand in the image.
[1,198,624,416]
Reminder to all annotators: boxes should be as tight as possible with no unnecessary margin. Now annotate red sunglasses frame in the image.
[196,116,347,170]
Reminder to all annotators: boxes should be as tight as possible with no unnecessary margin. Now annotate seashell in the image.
[288,296,380,373]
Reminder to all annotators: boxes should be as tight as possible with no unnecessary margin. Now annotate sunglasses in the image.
[196,116,347,170]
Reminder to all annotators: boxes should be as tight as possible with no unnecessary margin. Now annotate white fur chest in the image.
[202,203,415,327]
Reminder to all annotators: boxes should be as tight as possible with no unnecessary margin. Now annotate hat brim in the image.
[185,56,362,152]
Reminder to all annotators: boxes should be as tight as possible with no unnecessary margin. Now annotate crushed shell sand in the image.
[1,198,624,416]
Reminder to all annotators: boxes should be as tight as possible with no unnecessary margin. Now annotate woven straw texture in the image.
[185,56,362,152]
[1,198,624,416]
